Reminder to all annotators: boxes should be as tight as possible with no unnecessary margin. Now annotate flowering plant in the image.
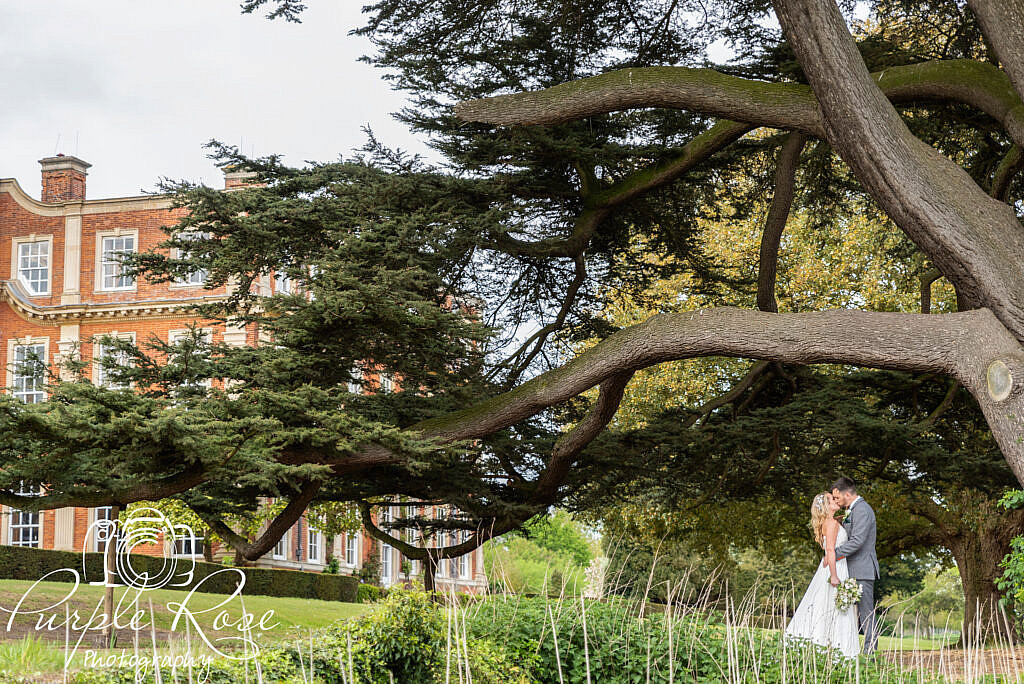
[831,577,862,612]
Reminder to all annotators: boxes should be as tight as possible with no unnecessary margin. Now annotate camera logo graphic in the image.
[85,506,196,590]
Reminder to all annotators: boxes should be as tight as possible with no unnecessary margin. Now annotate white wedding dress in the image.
[784,525,860,658]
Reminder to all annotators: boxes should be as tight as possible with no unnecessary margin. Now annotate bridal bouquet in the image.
[832,577,862,612]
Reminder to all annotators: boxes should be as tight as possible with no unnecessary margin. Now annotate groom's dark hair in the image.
[831,476,857,494]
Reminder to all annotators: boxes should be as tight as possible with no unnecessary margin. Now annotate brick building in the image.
[0,155,486,593]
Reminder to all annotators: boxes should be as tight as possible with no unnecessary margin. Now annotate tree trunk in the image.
[950,534,1016,646]
[102,505,121,646]
[423,556,437,593]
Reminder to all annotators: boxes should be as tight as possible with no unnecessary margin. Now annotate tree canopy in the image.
[1,0,1022,584]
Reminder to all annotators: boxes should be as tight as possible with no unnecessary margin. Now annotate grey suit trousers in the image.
[857,579,879,655]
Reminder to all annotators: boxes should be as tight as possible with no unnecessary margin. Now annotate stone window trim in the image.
[94,228,139,293]
[11,234,54,297]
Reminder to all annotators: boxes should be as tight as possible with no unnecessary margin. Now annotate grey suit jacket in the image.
[835,497,880,580]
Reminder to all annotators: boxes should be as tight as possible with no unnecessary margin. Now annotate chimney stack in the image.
[223,166,258,190]
[39,154,90,203]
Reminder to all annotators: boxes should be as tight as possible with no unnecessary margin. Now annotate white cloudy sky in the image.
[0,1,428,200]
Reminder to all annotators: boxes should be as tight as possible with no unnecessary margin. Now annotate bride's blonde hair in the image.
[810,492,832,542]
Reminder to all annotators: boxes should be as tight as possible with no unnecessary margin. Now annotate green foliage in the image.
[466,595,917,683]
[357,583,384,603]
[883,567,964,633]
[998,535,1024,619]
[69,591,531,684]
[876,553,932,601]
[0,636,66,678]
[485,535,587,595]
[0,546,357,603]
[359,555,382,586]
[521,510,594,567]
[334,590,448,683]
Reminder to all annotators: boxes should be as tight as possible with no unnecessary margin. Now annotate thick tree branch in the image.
[357,501,506,563]
[758,132,807,313]
[200,479,323,561]
[487,120,751,259]
[491,254,588,388]
[0,465,209,511]
[772,0,1024,339]
[405,306,1024,480]
[992,145,1024,203]
[457,60,1024,149]
[967,0,1024,102]
[914,379,960,433]
[533,370,633,503]
[692,360,772,426]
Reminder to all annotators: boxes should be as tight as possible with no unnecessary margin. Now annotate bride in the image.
[784,492,860,657]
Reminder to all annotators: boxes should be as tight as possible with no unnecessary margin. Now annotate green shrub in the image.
[70,591,530,684]
[465,595,924,684]
[0,545,357,603]
[358,582,384,603]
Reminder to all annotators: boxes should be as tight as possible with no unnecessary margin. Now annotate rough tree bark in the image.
[758,132,806,313]
[950,532,1016,645]
[101,505,121,645]
[910,498,1024,643]
[772,0,1024,327]
[967,0,1024,101]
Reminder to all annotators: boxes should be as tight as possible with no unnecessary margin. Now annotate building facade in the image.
[0,155,486,594]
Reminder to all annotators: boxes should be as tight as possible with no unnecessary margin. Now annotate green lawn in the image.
[877,633,959,651]
[0,578,367,642]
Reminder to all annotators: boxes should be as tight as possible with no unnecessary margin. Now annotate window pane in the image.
[381,544,392,582]
[174,232,208,286]
[308,528,321,563]
[273,533,288,559]
[13,344,46,403]
[95,506,114,553]
[95,342,131,389]
[173,534,204,556]
[17,241,49,294]
[101,235,136,290]
[345,535,358,565]
[9,483,41,548]
[274,271,291,294]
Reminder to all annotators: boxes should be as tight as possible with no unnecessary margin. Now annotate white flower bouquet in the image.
[831,577,862,611]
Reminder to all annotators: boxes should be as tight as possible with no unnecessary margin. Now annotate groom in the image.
[831,476,880,655]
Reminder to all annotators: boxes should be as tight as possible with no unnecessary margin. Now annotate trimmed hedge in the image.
[0,545,358,603]
[357,583,385,603]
